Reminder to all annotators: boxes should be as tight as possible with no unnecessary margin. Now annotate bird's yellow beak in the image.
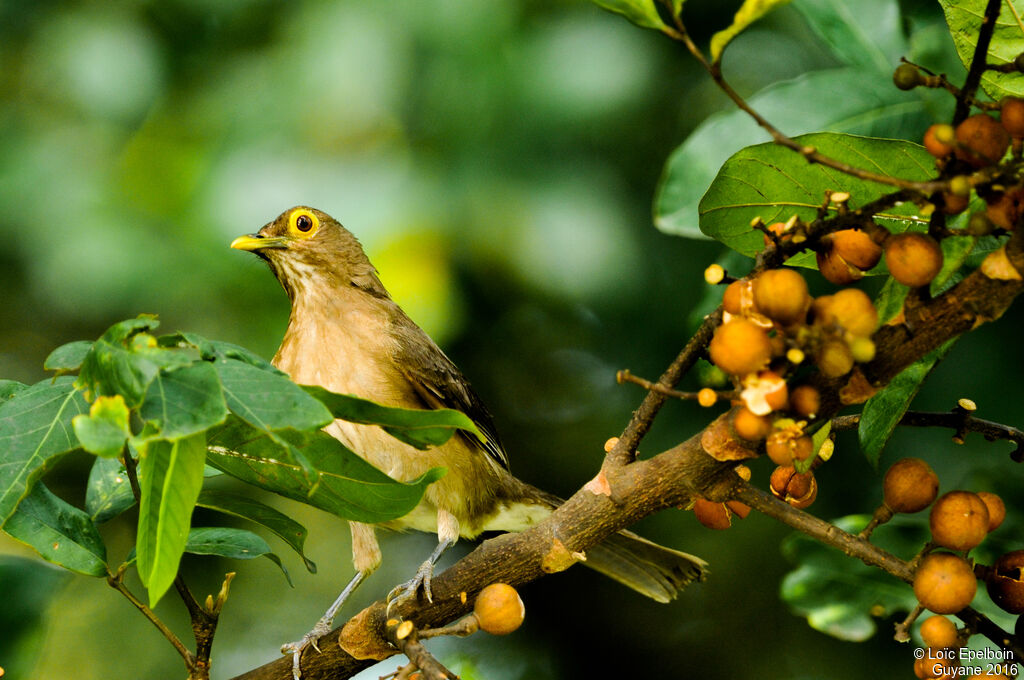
[230,234,289,251]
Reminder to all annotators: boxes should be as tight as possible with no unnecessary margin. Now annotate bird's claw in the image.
[386,559,435,615]
[280,619,333,680]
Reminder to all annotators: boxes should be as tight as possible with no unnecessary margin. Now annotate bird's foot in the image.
[386,559,435,615]
[280,618,333,680]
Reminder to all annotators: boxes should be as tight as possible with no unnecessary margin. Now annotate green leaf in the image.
[136,433,207,606]
[931,234,977,295]
[207,417,445,524]
[781,514,923,640]
[86,456,136,523]
[72,395,131,458]
[795,420,832,473]
[655,73,934,239]
[185,526,291,584]
[698,133,934,259]
[0,380,27,402]
[710,0,794,63]
[139,361,229,441]
[858,340,958,468]
[939,0,1024,100]
[215,358,332,432]
[197,489,315,572]
[160,332,281,373]
[2,482,107,576]
[792,0,906,72]
[590,0,668,32]
[75,316,198,407]
[302,385,483,450]
[0,377,89,524]
[874,277,909,325]
[43,340,94,374]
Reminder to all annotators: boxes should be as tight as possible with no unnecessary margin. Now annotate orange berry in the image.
[789,385,821,418]
[730,406,772,441]
[986,550,1024,614]
[923,124,956,158]
[942,191,969,215]
[766,431,813,466]
[473,583,525,635]
[816,339,855,378]
[813,288,878,337]
[913,552,977,614]
[885,232,944,287]
[697,387,717,407]
[708,319,772,376]
[722,279,754,315]
[1001,97,1024,137]
[883,458,939,513]
[753,269,810,325]
[920,615,959,648]
[976,491,1006,531]
[955,113,1010,167]
[929,490,990,551]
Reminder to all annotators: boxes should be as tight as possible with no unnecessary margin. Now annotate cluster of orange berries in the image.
[922,98,1024,237]
[699,266,879,512]
[878,458,1018,679]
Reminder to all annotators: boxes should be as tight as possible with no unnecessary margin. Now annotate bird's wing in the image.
[393,327,510,471]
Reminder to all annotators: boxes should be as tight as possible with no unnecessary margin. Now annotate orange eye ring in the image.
[288,209,320,238]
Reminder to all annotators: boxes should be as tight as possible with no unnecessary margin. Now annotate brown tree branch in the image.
[832,411,1024,460]
[953,0,1003,125]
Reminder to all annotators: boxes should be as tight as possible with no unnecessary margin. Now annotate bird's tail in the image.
[584,529,707,603]
[499,481,707,602]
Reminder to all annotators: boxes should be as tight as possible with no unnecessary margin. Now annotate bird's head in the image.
[231,206,386,300]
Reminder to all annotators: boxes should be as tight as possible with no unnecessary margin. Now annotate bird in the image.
[231,206,707,679]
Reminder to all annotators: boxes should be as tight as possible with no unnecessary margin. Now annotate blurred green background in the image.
[2,0,1022,678]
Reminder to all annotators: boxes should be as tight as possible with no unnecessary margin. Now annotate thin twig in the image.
[603,308,723,468]
[384,618,457,680]
[616,369,735,402]
[107,567,195,665]
[954,0,1003,125]
[831,411,1024,460]
[735,485,1022,658]
[667,20,952,195]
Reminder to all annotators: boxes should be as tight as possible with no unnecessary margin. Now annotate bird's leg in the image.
[282,522,381,680]
[387,509,459,611]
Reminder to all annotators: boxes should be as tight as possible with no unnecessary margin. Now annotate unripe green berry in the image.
[893,63,921,91]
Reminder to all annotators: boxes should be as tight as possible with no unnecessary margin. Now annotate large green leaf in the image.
[136,433,207,606]
[302,385,482,450]
[139,361,228,440]
[939,0,1024,100]
[215,358,332,432]
[0,380,27,402]
[207,417,445,524]
[0,377,89,524]
[589,0,668,32]
[793,0,905,72]
[781,514,923,641]
[655,73,934,239]
[185,526,291,584]
[858,340,957,468]
[3,482,107,577]
[710,0,794,63]
[698,133,934,258]
[86,456,136,523]
[197,489,316,572]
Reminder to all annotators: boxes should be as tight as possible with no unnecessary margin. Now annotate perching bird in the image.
[231,206,707,678]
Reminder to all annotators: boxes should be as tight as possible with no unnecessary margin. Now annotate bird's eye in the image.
[288,209,320,238]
